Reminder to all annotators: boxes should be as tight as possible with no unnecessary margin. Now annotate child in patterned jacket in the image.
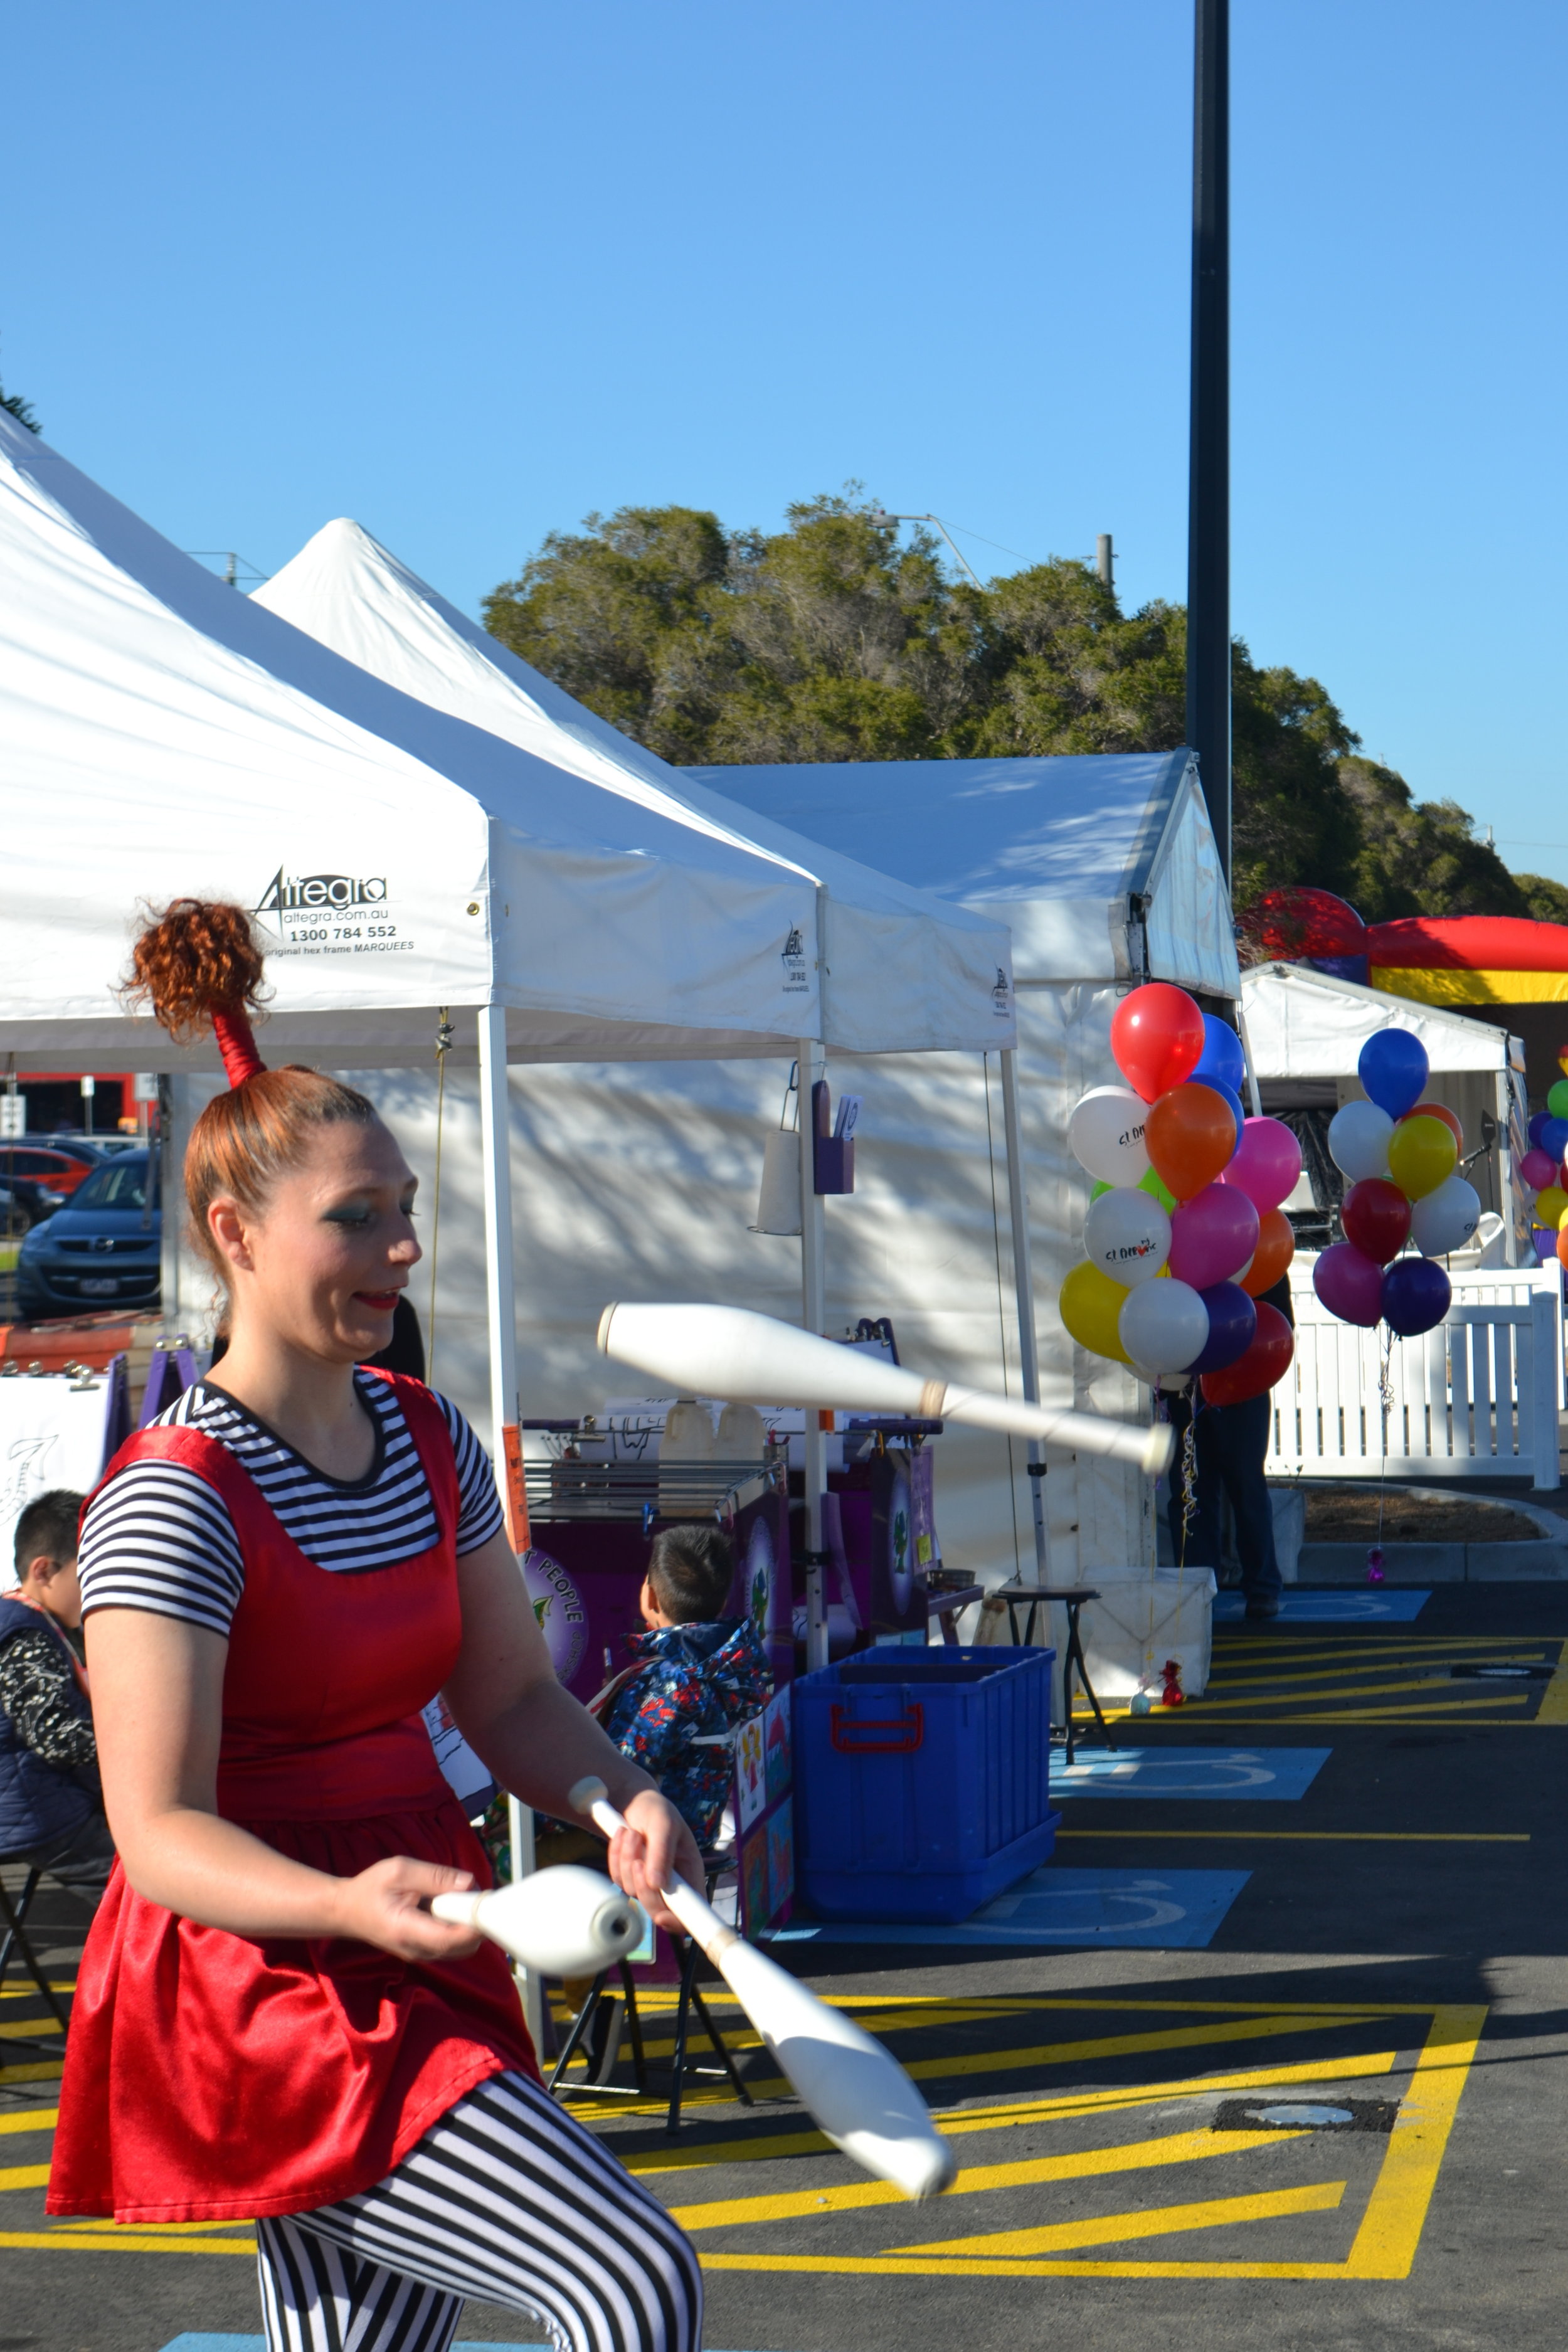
[598,1523,772,1848]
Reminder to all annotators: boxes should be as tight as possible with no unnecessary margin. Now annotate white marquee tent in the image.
[0,416,1014,1534]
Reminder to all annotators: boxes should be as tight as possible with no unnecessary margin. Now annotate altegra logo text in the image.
[255,868,389,913]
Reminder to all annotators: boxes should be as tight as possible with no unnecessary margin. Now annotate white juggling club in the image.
[598,1301,1173,1476]
[569,1776,955,2201]
[430,1865,647,1979]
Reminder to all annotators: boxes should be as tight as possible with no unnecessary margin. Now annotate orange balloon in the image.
[1411,1101,1463,1150]
[1556,1224,1568,1271]
[1241,1207,1296,1297]
[1145,1083,1238,1203]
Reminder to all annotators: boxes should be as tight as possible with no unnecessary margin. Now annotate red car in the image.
[0,1138,112,1200]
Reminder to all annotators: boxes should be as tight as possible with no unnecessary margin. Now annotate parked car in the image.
[0,1137,115,1202]
[15,1149,160,1320]
[0,1175,70,1234]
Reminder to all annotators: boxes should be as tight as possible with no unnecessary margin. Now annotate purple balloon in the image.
[1381,1256,1451,1338]
[1529,1111,1552,1149]
[1313,1240,1384,1327]
[1168,1182,1259,1290]
[1190,1281,1257,1373]
[1221,1116,1303,1213]
[1520,1147,1558,1192]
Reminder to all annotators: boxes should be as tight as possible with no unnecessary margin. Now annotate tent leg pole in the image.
[798,1037,829,1671]
[1000,1047,1049,1582]
[479,1004,542,2052]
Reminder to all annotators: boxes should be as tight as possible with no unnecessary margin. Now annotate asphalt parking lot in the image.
[5,1581,1566,2352]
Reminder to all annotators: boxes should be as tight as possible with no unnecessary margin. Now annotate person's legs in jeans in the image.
[1208,1396,1282,1614]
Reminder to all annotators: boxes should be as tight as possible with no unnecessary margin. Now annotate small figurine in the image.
[1158,1658,1185,1708]
[1367,1544,1385,1586]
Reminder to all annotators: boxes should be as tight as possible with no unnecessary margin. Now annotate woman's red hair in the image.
[126,899,378,1282]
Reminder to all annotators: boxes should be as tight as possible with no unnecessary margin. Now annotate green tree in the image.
[1340,757,1527,921]
[484,489,1550,924]
[0,379,38,432]
[1515,872,1568,924]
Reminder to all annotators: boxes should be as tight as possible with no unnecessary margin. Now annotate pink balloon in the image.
[1520,1147,1557,1191]
[1221,1116,1303,1213]
[1313,1240,1384,1327]
[1168,1182,1260,1290]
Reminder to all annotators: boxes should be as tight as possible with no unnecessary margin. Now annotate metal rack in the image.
[520,1445,788,1527]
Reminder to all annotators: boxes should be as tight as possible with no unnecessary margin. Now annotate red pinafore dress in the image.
[48,1372,539,2225]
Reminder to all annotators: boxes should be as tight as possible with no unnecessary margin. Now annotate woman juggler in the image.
[49,898,706,2352]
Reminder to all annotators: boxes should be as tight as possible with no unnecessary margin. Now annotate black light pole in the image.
[1187,0,1231,886]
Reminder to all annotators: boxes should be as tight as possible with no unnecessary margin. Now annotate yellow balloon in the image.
[1060,1259,1131,1362]
[1539,1184,1568,1227]
[1387,1113,1458,1202]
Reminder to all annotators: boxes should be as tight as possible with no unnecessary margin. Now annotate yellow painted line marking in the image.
[896,2011,1386,2091]
[0,2108,56,2136]
[902,2178,1346,2258]
[1187,1675,1497,1711]
[1208,1655,1554,1695]
[1342,2003,1485,2279]
[1057,1830,1528,1843]
[0,2019,61,2044]
[697,2010,1483,2283]
[704,2185,1347,2272]
[1188,1707,1529,1725]
[0,2163,50,2190]
[1535,1668,1568,1724]
[623,2050,1402,2176]
[48,2215,249,2236]
[0,1982,75,2001]
[670,2126,1304,2230]
[0,2230,257,2255]
[0,2063,61,2087]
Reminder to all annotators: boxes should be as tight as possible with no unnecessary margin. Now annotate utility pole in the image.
[1187,0,1231,885]
[1096,533,1115,593]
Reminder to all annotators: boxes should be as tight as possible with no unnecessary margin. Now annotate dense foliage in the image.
[485,490,1545,921]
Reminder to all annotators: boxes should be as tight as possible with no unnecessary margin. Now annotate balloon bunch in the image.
[1521,1058,1568,1268]
[1315,1030,1476,1338]
[1061,982,1301,1404]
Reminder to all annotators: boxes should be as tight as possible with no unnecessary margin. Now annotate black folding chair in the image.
[0,1862,73,2056]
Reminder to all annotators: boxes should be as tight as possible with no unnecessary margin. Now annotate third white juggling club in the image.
[597,1301,1173,1475]
[431,1866,646,1979]
[569,1776,955,2201]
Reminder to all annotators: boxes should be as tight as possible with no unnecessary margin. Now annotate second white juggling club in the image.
[431,1865,647,1979]
[569,1776,955,2201]
[598,1300,1173,1475]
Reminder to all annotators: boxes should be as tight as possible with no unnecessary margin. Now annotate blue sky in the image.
[8,1,1566,880]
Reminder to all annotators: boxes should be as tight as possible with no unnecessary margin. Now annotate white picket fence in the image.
[1268,1264,1564,1491]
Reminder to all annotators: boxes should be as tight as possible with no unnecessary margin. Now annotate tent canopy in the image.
[253,520,1015,1057]
[1242,960,1523,1078]
[686,749,1238,998]
[0,413,848,1071]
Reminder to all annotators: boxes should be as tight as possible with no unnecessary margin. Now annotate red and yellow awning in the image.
[1368,918,1568,1005]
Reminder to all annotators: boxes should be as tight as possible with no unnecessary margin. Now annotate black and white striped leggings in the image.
[255,2072,702,2352]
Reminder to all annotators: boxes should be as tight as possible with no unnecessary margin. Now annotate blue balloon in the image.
[1193,1015,1246,1098]
[1380,1256,1451,1338]
[1205,1078,1245,1155]
[1190,1281,1257,1373]
[1359,1029,1429,1120]
[1542,1117,1568,1163]
[1530,1110,1552,1149]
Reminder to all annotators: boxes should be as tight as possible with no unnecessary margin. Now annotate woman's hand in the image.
[603,1789,707,1933]
[333,1855,485,1963]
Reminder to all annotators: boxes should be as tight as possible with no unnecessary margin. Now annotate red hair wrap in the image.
[212,1008,267,1089]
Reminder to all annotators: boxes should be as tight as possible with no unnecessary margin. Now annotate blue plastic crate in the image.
[792,1646,1061,1923]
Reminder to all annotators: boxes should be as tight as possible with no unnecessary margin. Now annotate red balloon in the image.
[1110,983,1205,1104]
[1340,1176,1412,1266]
[1200,1302,1294,1405]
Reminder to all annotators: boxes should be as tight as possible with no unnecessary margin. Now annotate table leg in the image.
[1067,1606,1116,1754]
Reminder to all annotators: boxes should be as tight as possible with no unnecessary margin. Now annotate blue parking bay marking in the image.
[771,1867,1249,1949]
[1214,1589,1431,1623]
[1054,1745,1330,1800]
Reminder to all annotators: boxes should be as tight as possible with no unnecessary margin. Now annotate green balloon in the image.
[1549,1080,1568,1120]
[1090,1168,1177,1213]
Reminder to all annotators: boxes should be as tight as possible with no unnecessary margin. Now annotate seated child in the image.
[597,1522,773,1850]
[0,1490,114,1901]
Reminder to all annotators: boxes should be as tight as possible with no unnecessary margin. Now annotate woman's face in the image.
[209,1117,421,1364]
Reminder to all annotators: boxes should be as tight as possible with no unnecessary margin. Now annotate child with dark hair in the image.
[0,1489,114,1900]
[599,1524,772,1848]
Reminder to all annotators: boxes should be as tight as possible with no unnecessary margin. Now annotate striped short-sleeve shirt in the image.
[77,1372,506,1640]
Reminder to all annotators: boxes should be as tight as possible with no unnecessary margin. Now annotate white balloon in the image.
[1083,1186,1171,1289]
[1410,1173,1481,1258]
[1118,1278,1210,1375]
[1069,1086,1150,1185]
[1328,1099,1394,1182]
